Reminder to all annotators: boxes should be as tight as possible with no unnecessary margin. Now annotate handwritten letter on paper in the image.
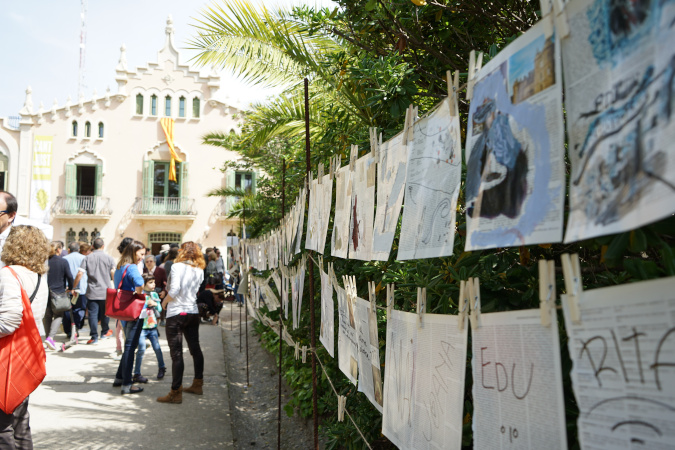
[336,285,359,384]
[331,165,352,259]
[562,276,675,449]
[472,309,567,449]
[382,310,468,449]
[356,298,383,412]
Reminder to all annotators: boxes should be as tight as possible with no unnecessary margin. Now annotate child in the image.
[133,273,167,382]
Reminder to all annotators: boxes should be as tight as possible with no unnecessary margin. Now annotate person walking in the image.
[44,242,74,350]
[157,241,205,404]
[62,241,91,342]
[0,225,50,448]
[111,240,146,395]
[73,238,115,344]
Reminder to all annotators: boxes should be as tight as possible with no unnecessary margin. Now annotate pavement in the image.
[29,318,235,449]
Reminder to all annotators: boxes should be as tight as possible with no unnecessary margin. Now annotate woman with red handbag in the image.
[110,240,146,395]
[0,225,50,449]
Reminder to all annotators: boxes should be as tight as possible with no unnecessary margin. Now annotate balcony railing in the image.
[132,197,196,216]
[216,197,239,218]
[52,196,112,216]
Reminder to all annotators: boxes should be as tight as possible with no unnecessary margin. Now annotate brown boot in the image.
[157,387,182,404]
[182,378,203,395]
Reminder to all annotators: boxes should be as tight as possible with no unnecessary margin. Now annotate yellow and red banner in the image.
[160,118,183,182]
[29,135,53,223]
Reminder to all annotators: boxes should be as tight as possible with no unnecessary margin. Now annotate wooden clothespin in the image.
[337,395,347,422]
[349,144,358,171]
[294,342,300,360]
[386,283,395,318]
[317,255,323,271]
[457,279,468,331]
[539,259,556,327]
[301,345,308,363]
[369,127,380,161]
[468,277,481,330]
[317,163,324,184]
[446,70,460,116]
[329,155,338,181]
[466,50,484,101]
[417,287,426,328]
[368,281,376,313]
[561,253,582,324]
[403,104,418,145]
[553,0,570,38]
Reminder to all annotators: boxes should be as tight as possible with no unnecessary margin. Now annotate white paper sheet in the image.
[336,285,359,385]
[319,268,335,358]
[372,132,408,261]
[331,165,352,259]
[562,276,675,449]
[471,308,567,449]
[382,310,468,449]
[317,174,332,254]
[562,0,675,242]
[348,154,376,261]
[356,298,383,413]
[465,19,565,250]
[306,177,320,251]
[294,188,306,254]
[397,99,462,260]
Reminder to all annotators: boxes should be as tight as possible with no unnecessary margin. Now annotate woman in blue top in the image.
[111,239,146,395]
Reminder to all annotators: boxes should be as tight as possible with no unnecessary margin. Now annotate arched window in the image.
[98,122,104,138]
[192,97,200,118]
[84,121,91,138]
[71,120,78,137]
[179,96,185,117]
[136,94,144,115]
[165,95,171,116]
[151,95,157,116]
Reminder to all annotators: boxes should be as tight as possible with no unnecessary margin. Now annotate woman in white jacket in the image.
[157,241,205,404]
[0,225,50,448]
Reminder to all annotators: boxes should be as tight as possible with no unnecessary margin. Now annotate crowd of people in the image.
[0,190,243,448]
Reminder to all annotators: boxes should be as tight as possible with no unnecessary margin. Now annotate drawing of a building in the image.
[511,37,555,104]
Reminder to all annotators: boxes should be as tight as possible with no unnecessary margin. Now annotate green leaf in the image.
[365,0,377,11]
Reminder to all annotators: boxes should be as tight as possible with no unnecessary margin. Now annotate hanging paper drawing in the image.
[331,165,352,259]
[349,154,376,261]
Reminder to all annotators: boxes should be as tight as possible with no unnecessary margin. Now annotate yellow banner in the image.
[30,136,53,222]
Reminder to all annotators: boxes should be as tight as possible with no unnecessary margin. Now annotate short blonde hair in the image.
[50,242,61,257]
[2,225,50,274]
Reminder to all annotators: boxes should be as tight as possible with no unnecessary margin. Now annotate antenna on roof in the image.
[78,0,88,98]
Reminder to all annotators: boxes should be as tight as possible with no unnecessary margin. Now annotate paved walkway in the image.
[29,319,234,449]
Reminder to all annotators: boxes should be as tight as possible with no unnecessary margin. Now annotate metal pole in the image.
[244,203,249,385]
[239,213,242,349]
[278,158,285,450]
[304,78,319,450]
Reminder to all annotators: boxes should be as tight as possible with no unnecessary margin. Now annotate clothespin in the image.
[403,104,418,145]
[294,342,300,360]
[369,127,380,161]
[561,253,582,324]
[301,345,308,363]
[337,395,347,422]
[368,281,376,313]
[349,144,358,171]
[446,70,460,116]
[539,259,556,327]
[318,255,323,271]
[553,0,570,38]
[417,287,426,328]
[386,283,395,318]
[305,172,311,191]
[317,163,324,184]
[466,50,484,100]
[468,277,481,330]
[457,279,468,331]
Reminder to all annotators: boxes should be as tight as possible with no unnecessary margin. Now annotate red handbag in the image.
[0,267,47,414]
[105,265,146,321]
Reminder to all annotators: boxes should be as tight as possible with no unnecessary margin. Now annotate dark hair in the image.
[117,239,145,269]
[93,238,104,249]
[169,243,179,249]
[117,237,134,254]
[142,273,155,284]
[68,241,80,253]
[0,191,18,215]
[165,248,179,262]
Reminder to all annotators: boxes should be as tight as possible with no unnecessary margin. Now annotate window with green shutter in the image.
[65,164,77,213]
[179,97,185,117]
[142,160,155,198]
[151,95,157,116]
[165,96,172,116]
[192,97,200,118]
[136,94,144,115]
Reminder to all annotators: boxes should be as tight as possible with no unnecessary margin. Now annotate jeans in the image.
[87,299,109,340]
[134,328,166,375]
[114,319,143,386]
[0,397,33,449]
[166,314,203,391]
[62,294,88,337]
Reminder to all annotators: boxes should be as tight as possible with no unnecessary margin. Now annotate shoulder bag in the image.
[0,267,47,414]
[49,289,71,314]
[105,265,146,321]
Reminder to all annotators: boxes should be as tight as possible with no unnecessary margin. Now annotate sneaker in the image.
[87,338,99,345]
[101,330,113,339]
[133,374,149,384]
[45,337,56,350]
[157,367,166,380]
[159,320,166,327]
[112,378,123,387]
[121,386,144,395]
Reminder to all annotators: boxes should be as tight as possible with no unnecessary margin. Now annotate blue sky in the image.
[508,34,546,91]
[0,0,336,117]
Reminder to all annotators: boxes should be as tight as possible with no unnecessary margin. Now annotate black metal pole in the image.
[304,78,319,450]
[240,207,243,352]
[278,158,285,450]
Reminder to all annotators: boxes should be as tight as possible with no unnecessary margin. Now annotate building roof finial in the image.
[116,44,128,72]
[166,15,174,36]
[19,86,33,115]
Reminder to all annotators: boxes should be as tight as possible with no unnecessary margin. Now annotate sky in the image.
[0,0,336,118]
